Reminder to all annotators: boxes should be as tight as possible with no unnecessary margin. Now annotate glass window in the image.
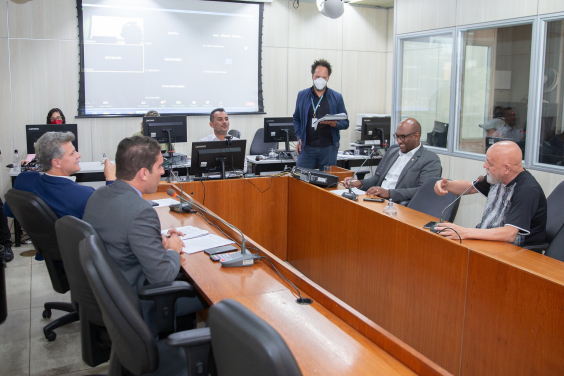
[458,24,532,157]
[538,20,564,167]
[398,33,453,149]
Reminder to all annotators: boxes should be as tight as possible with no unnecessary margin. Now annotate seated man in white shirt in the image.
[343,118,442,204]
[199,108,239,142]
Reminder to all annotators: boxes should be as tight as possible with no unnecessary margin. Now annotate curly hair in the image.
[311,59,332,76]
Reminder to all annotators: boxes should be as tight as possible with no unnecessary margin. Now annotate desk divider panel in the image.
[287,178,469,375]
[461,250,564,376]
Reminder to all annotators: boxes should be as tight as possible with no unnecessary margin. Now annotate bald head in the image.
[395,118,421,153]
[484,141,524,185]
[398,118,422,134]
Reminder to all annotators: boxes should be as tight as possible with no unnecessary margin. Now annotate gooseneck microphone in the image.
[166,187,257,267]
[166,174,192,213]
[342,146,378,201]
[429,175,484,233]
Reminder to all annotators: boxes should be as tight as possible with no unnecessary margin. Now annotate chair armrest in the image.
[523,243,549,254]
[139,281,196,335]
[139,281,196,299]
[166,328,212,376]
[166,328,211,348]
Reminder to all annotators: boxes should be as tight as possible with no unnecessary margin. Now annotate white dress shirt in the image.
[198,133,239,142]
[380,143,422,190]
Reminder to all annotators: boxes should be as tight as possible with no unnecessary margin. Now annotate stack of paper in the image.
[161,226,208,240]
[330,188,365,196]
[181,234,235,254]
[312,113,348,130]
[151,198,181,207]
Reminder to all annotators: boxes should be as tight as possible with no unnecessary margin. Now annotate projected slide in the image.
[79,0,262,116]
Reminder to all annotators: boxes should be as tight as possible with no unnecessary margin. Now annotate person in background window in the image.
[132,110,170,152]
[47,108,66,124]
[499,107,524,142]
[479,118,505,137]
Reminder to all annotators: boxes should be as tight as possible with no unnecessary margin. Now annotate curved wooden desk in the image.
[149,175,564,375]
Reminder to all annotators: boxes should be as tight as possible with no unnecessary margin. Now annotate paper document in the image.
[312,113,347,130]
[161,226,208,240]
[151,198,180,207]
[181,234,235,254]
[318,113,348,121]
[331,188,365,196]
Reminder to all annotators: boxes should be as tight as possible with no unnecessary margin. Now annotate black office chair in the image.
[525,181,564,256]
[80,234,303,376]
[250,128,277,155]
[206,299,302,376]
[55,216,111,367]
[79,234,210,376]
[228,129,241,139]
[407,178,460,223]
[4,189,78,341]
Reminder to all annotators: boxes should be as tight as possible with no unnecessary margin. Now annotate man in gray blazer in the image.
[84,136,204,333]
[344,118,441,204]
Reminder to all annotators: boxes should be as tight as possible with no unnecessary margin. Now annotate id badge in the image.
[312,117,320,130]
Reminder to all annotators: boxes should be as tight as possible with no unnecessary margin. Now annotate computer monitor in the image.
[142,115,187,157]
[191,139,247,180]
[26,124,78,154]
[427,121,448,148]
[361,116,391,145]
[263,117,297,152]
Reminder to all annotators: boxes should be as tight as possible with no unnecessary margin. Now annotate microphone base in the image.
[219,252,257,268]
[342,191,358,201]
[296,297,313,305]
[169,203,195,213]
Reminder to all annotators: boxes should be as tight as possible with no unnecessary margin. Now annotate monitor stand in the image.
[215,156,227,180]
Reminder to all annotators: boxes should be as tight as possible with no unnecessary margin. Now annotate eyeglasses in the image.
[50,116,62,121]
[392,131,416,141]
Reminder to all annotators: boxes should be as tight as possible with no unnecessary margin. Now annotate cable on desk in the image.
[258,255,311,305]
[199,181,206,205]
[244,175,273,193]
[194,210,260,256]
[435,227,462,243]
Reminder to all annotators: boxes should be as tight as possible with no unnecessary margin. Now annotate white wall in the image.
[396,0,564,228]
[0,0,392,200]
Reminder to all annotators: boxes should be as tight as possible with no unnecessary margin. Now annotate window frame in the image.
[452,16,538,164]
[529,11,564,174]
[392,28,457,156]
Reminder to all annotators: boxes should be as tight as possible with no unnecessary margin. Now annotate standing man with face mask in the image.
[293,59,349,170]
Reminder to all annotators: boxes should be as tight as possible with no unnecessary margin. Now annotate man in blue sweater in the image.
[293,59,349,170]
[3,132,115,259]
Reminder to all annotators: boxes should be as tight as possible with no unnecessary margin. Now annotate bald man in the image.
[344,118,441,204]
[434,141,546,245]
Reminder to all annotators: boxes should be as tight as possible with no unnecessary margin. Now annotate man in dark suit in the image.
[83,136,204,333]
[344,118,441,204]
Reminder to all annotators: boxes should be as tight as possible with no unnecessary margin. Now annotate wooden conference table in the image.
[147,171,564,376]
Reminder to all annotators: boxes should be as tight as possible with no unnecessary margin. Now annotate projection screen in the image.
[77,0,264,116]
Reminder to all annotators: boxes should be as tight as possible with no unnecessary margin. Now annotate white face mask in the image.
[313,77,327,91]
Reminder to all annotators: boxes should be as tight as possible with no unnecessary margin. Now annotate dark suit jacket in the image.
[83,179,181,293]
[360,144,441,204]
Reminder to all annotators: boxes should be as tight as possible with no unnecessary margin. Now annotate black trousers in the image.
[0,199,12,248]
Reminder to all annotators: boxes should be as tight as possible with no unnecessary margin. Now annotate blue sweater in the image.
[3,172,96,219]
[292,87,349,146]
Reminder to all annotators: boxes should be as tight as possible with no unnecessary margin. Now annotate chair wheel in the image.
[45,331,56,342]
[42,309,51,319]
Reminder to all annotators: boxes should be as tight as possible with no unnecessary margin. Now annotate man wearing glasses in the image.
[344,118,441,204]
